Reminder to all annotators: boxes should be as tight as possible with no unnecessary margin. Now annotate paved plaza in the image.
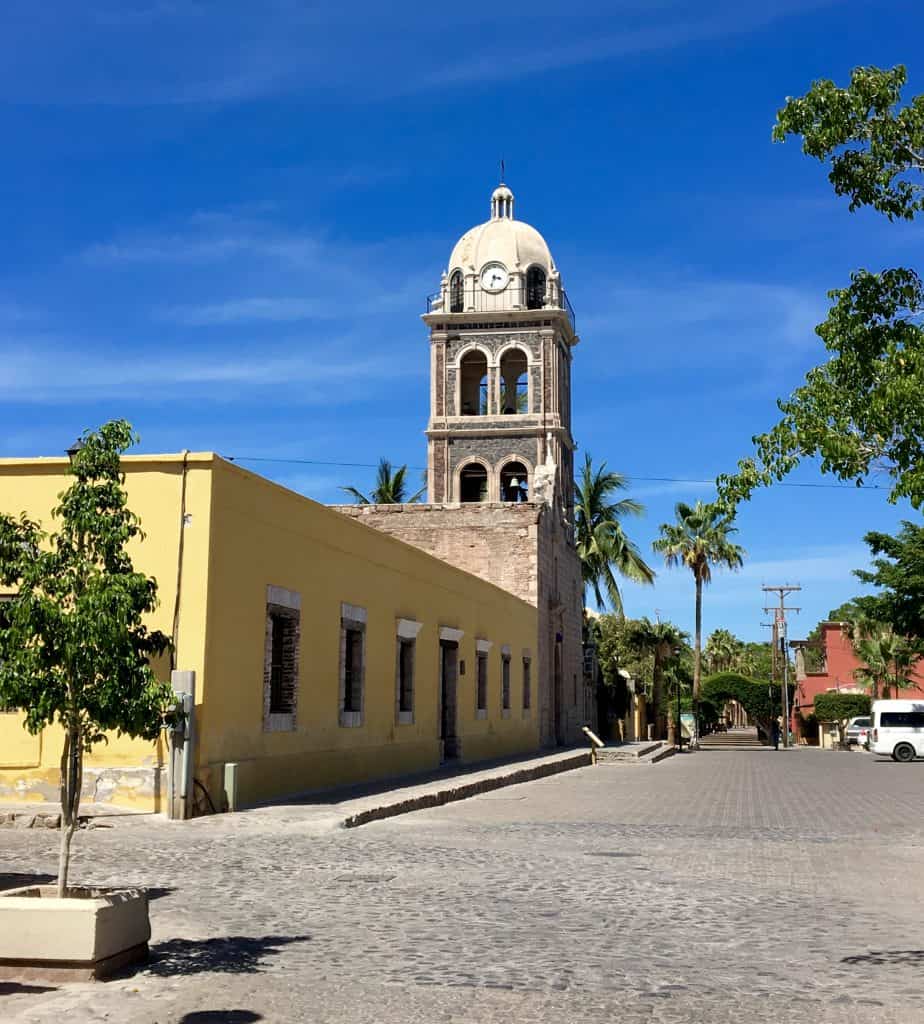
[2,741,924,1023]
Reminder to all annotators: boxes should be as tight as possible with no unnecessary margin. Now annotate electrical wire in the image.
[222,455,890,491]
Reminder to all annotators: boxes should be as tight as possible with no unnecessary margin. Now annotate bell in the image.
[509,477,519,489]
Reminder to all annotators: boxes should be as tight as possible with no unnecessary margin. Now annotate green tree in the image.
[813,692,872,748]
[701,673,794,742]
[653,502,745,702]
[847,621,918,700]
[704,628,741,674]
[718,66,924,510]
[341,457,426,505]
[574,455,655,613]
[624,617,688,740]
[853,521,924,644]
[0,422,178,896]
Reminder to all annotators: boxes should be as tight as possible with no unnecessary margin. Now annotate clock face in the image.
[480,262,509,293]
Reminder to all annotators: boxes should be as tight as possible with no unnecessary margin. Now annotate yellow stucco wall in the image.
[0,454,539,812]
[201,459,539,808]
[0,455,214,810]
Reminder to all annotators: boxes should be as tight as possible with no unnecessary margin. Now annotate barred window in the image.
[477,652,488,712]
[398,637,415,714]
[502,654,511,710]
[263,586,300,732]
[340,604,366,727]
[522,657,531,710]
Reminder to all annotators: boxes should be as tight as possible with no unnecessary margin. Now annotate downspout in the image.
[170,451,190,671]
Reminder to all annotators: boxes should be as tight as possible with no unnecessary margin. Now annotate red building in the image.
[792,622,924,740]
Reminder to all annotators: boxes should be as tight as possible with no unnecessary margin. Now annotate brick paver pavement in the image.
[2,745,923,1023]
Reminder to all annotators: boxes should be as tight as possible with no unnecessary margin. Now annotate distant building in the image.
[791,622,924,743]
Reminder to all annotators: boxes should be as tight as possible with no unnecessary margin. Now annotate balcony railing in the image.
[426,281,576,332]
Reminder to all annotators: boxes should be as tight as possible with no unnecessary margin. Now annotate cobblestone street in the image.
[3,744,924,1023]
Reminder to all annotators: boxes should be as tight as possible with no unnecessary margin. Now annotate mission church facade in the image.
[0,182,586,815]
[335,183,585,748]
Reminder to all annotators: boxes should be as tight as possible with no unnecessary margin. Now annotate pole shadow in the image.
[841,950,924,966]
[179,1013,262,1023]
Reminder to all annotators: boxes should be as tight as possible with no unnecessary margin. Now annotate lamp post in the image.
[65,438,85,463]
[672,645,683,752]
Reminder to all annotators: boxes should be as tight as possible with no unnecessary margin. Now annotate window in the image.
[460,350,488,415]
[449,271,464,313]
[526,266,546,309]
[476,652,488,716]
[500,461,528,503]
[395,616,423,724]
[459,463,488,503]
[263,586,300,732]
[523,657,531,711]
[881,711,924,728]
[340,604,366,727]
[502,652,511,712]
[499,347,528,413]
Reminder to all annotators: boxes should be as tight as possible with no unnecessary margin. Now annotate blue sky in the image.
[2,0,921,643]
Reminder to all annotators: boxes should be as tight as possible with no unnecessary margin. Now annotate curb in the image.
[341,750,592,828]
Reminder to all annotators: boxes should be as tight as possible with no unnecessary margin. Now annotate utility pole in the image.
[762,586,801,748]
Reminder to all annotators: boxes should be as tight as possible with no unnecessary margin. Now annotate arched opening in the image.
[449,270,464,313]
[500,461,528,503]
[526,266,546,310]
[499,347,528,413]
[459,463,488,503]
[459,350,488,416]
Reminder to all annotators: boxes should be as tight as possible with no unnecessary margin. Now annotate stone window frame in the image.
[263,585,300,733]
[497,453,534,504]
[496,342,534,414]
[339,603,367,728]
[457,345,491,416]
[501,644,512,718]
[522,648,532,716]
[395,618,423,725]
[454,456,493,503]
[475,638,492,720]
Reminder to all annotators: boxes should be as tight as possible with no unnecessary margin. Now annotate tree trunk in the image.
[651,652,663,739]
[57,726,82,898]
[693,575,703,699]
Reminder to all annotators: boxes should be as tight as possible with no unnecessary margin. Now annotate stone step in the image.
[595,741,664,764]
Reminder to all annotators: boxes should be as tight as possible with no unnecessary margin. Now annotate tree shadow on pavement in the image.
[841,950,924,966]
[179,1013,262,1023]
[0,872,56,890]
[0,982,57,996]
[143,934,311,977]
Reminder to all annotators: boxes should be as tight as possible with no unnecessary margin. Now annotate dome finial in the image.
[491,179,514,221]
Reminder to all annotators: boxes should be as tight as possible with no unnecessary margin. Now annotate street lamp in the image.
[65,438,85,463]
[672,645,683,753]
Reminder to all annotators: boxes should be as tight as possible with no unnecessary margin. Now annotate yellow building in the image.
[0,454,538,813]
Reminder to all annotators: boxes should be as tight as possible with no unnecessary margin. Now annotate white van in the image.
[869,700,924,762]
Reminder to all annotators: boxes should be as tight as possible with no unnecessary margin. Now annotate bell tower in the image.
[423,182,578,520]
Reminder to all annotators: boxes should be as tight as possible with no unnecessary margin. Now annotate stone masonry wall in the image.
[331,502,586,746]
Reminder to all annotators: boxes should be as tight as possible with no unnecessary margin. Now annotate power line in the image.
[223,455,890,491]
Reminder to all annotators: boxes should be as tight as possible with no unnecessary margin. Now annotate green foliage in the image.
[623,617,688,735]
[773,65,924,220]
[853,521,924,642]
[718,66,924,509]
[812,691,871,724]
[653,502,745,697]
[701,672,792,733]
[0,420,178,893]
[341,457,425,504]
[574,455,655,613]
[847,621,919,700]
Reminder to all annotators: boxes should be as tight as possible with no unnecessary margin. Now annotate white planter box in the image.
[0,885,150,980]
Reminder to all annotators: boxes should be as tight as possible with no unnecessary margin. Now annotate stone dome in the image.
[447,184,556,275]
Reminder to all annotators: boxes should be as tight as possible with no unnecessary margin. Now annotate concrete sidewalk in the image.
[2,748,594,833]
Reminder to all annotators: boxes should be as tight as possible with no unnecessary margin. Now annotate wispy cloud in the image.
[161,298,332,326]
[0,343,415,405]
[2,1,837,106]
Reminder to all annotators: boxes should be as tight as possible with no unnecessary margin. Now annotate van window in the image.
[880,711,924,728]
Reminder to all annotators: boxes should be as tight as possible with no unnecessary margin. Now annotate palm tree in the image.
[653,501,745,704]
[625,617,688,740]
[705,628,740,674]
[848,621,918,699]
[341,458,426,505]
[574,454,655,614]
